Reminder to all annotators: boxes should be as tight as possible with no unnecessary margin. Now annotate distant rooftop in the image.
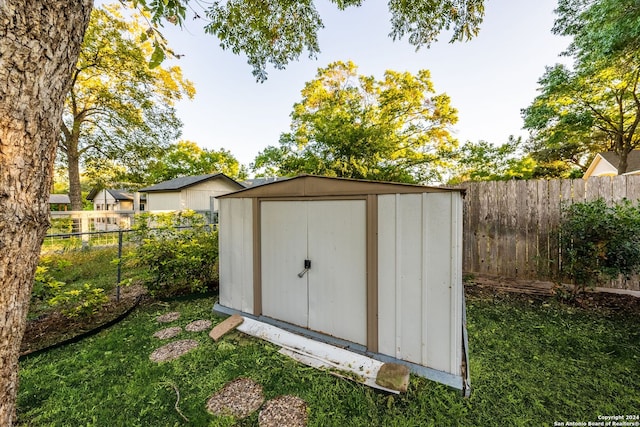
[240,177,289,188]
[49,194,70,204]
[139,173,244,192]
[599,151,640,172]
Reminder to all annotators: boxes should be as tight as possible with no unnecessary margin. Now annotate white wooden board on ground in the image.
[236,317,399,394]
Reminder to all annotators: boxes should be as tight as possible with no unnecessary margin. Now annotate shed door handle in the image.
[297,259,311,278]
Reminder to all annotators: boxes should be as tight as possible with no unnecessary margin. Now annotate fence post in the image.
[81,214,90,248]
[116,229,123,302]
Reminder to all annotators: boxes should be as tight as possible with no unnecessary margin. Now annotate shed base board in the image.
[235,316,400,394]
[214,303,467,392]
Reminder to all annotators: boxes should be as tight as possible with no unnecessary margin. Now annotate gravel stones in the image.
[206,378,265,419]
[185,319,212,332]
[259,395,308,427]
[156,312,181,323]
[149,339,199,362]
[150,312,308,424]
[153,327,182,339]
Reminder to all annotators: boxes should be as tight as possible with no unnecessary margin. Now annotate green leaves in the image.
[523,0,640,174]
[205,0,323,82]
[60,5,196,198]
[123,211,219,297]
[141,140,247,184]
[253,61,458,183]
[388,0,484,47]
[559,198,640,293]
[554,0,640,66]
[149,43,165,69]
[128,0,485,82]
[522,59,640,173]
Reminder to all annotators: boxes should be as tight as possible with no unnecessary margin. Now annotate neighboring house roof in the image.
[584,151,640,179]
[139,173,244,192]
[49,194,70,204]
[86,188,146,201]
[240,177,289,188]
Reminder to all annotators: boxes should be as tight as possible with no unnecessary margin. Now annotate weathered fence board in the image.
[458,175,640,291]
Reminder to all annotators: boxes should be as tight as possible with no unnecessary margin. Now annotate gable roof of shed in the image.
[218,175,462,199]
[139,173,244,193]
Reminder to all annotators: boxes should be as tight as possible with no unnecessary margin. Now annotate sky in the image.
[156,0,572,168]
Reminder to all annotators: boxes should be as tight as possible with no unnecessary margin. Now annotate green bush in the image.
[123,210,219,297]
[32,265,66,303]
[559,198,640,294]
[32,260,108,319]
[48,217,74,234]
[48,284,109,318]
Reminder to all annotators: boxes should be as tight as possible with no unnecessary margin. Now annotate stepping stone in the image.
[375,363,410,393]
[150,339,199,362]
[156,312,180,323]
[185,319,212,332]
[206,377,264,419]
[209,314,244,341]
[259,395,308,427]
[153,326,182,339]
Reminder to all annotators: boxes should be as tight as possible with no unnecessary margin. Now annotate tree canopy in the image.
[554,0,640,66]
[59,4,195,209]
[139,140,247,183]
[522,0,640,174]
[447,137,582,184]
[129,0,485,81]
[252,61,459,183]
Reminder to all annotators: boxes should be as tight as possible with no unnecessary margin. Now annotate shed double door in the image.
[261,200,367,345]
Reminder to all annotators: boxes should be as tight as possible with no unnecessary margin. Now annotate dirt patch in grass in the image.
[20,285,147,357]
[465,279,640,316]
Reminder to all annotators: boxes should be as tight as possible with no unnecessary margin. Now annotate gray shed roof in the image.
[219,174,463,199]
[139,173,244,192]
[49,194,70,204]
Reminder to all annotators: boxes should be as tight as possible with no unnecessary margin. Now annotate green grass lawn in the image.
[18,292,640,426]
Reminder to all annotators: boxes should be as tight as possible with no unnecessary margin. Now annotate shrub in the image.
[559,198,640,295]
[32,260,109,319]
[123,211,219,297]
[32,264,66,303]
[48,284,109,318]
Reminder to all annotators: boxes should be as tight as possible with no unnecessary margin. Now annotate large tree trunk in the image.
[0,1,92,425]
[67,139,84,210]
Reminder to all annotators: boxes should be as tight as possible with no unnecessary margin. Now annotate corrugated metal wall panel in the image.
[376,195,396,357]
[423,193,455,373]
[377,193,463,376]
[261,201,309,326]
[219,198,254,313]
[307,200,367,345]
[398,194,424,363]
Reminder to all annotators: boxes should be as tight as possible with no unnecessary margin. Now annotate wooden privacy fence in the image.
[456,175,640,291]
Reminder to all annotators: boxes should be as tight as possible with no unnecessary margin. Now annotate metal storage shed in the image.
[214,175,470,393]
